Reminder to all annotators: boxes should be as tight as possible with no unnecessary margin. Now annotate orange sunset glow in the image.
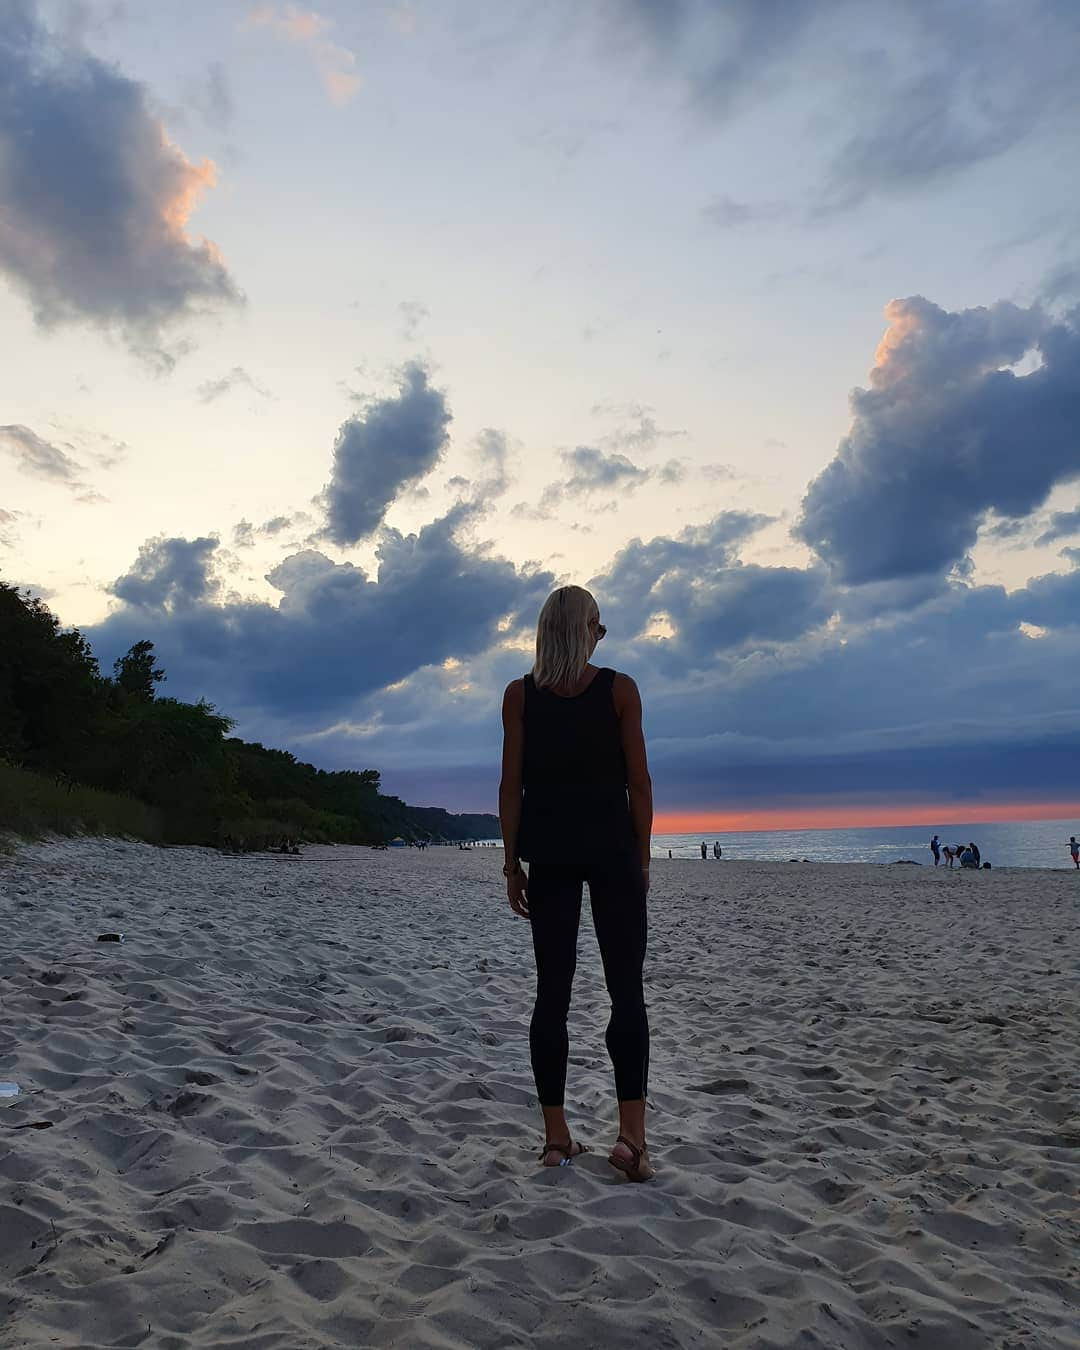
[654,799,1080,834]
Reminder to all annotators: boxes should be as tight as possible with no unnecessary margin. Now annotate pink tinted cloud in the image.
[245,5,360,105]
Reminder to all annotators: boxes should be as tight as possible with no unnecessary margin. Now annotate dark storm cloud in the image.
[321,363,452,546]
[88,496,1080,816]
[796,296,1080,585]
[0,1,240,360]
[593,512,831,665]
[596,511,772,615]
[325,564,1080,814]
[110,535,221,610]
[89,505,554,722]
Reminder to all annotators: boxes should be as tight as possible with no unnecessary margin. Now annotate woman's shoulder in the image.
[502,676,526,709]
[609,669,640,709]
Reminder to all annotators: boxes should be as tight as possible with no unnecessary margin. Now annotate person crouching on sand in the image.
[498,584,655,1182]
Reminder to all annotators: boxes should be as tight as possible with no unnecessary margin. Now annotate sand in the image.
[0,838,1077,1350]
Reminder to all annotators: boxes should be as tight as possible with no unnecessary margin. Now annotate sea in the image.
[649,818,1079,870]
[474,816,1078,869]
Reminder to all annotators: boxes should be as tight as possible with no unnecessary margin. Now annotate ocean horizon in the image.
[648,815,1079,869]
[479,814,1079,869]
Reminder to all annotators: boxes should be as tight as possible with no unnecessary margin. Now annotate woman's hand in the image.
[506,866,530,918]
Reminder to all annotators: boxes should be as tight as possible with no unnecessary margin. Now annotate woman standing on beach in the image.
[499,585,654,1181]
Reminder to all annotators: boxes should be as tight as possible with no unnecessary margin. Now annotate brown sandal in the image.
[609,1133,653,1182]
[538,1138,589,1167]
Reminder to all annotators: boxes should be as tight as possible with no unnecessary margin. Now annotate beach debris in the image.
[96,932,125,942]
[0,1082,20,1106]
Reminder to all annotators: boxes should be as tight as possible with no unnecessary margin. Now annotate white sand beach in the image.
[1,839,1077,1349]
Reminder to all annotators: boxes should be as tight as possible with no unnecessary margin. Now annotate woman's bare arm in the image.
[498,679,525,864]
[615,673,652,870]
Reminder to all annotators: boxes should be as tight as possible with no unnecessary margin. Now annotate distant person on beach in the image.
[969,841,981,866]
[959,847,978,869]
[712,841,721,858]
[942,844,957,868]
[930,834,940,866]
[499,584,654,1182]
[1070,836,1078,868]
[700,840,707,859]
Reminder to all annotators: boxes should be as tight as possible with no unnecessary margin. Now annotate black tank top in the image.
[517,666,636,864]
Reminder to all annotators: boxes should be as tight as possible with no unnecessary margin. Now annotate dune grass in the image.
[0,762,164,847]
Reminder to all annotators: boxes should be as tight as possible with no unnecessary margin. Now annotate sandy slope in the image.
[0,839,1077,1349]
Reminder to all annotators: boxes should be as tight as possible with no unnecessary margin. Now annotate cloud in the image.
[110,535,221,610]
[196,366,273,403]
[263,512,305,536]
[331,562,1080,815]
[603,1,1080,213]
[1035,505,1080,547]
[592,511,823,665]
[232,511,313,550]
[820,4,1080,211]
[446,429,515,509]
[321,362,452,546]
[183,61,234,132]
[89,506,554,723]
[0,508,19,548]
[397,301,429,341]
[0,1,240,362]
[550,446,648,499]
[244,5,361,105]
[796,295,1080,585]
[86,503,1080,819]
[702,195,792,230]
[0,424,83,484]
[594,406,688,454]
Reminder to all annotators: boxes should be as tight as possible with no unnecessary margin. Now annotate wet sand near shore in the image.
[1,839,1077,1349]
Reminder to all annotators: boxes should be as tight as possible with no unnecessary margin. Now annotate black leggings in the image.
[526,857,649,1107]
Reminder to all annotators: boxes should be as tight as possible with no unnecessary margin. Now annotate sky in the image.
[1,0,1079,827]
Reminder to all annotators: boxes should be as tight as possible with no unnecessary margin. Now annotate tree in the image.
[0,579,103,772]
[113,640,165,702]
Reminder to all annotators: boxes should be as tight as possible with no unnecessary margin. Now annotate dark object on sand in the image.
[982,861,992,869]
[892,859,921,865]
[96,932,124,943]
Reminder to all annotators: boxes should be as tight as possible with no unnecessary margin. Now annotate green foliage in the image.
[0,581,101,773]
[113,639,165,701]
[0,578,498,847]
[0,761,163,843]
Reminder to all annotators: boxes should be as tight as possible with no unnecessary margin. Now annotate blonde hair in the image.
[532,585,598,690]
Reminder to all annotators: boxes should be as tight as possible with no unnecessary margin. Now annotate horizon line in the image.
[652,799,1080,834]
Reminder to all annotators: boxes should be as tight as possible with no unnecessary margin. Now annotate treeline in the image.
[0,580,497,848]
